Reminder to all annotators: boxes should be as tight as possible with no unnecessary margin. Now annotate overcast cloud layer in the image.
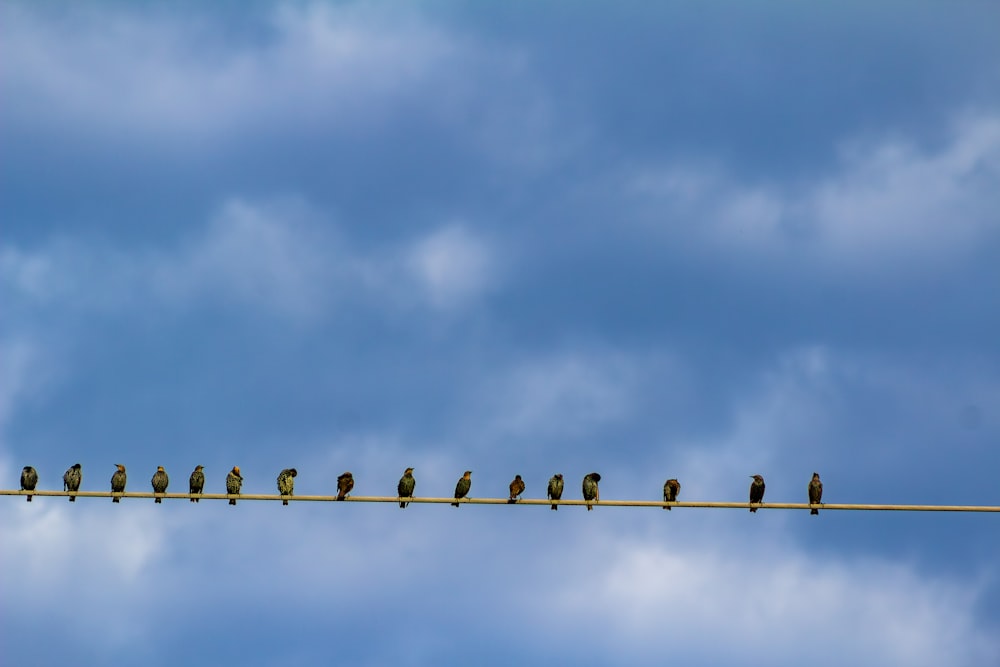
[2,3,999,666]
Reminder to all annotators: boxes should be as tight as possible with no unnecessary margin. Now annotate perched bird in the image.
[111,464,127,502]
[452,471,472,507]
[336,472,354,500]
[151,466,169,503]
[808,472,823,515]
[226,466,243,505]
[547,473,564,510]
[64,463,82,501]
[663,478,681,510]
[20,466,38,502]
[582,472,601,510]
[508,475,525,504]
[189,465,205,502]
[277,468,297,505]
[397,467,415,508]
[749,474,766,512]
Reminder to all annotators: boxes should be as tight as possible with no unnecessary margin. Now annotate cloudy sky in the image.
[2,2,999,665]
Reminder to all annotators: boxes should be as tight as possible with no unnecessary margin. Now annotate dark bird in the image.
[151,466,169,502]
[226,466,243,505]
[189,465,205,501]
[452,470,472,507]
[397,467,415,508]
[547,473,564,510]
[63,463,82,501]
[663,478,681,510]
[277,468,297,505]
[111,464,127,502]
[336,472,354,500]
[508,475,525,504]
[749,474,766,512]
[21,466,38,502]
[582,472,601,510]
[808,472,823,515]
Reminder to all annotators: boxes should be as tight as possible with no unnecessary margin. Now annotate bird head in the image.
[116,464,126,472]
[514,475,522,481]
[232,466,241,477]
[157,466,165,472]
[751,475,764,482]
[589,472,601,482]
[194,465,204,472]
[463,471,472,478]
[404,467,414,475]
[289,468,298,477]
[73,463,82,470]
[555,473,563,481]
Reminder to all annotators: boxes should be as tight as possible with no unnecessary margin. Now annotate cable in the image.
[2,489,999,511]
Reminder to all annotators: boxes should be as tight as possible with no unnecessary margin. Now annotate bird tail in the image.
[283,499,288,506]
[155,497,162,504]
[229,499,236,506]
[69,495,76,502]
[190,497,197,503]
[27,495,32,502]
[400,501,407,508]
[451,502,459,507]
[811,508,819,515]
[508,498,516,504]
[551,503,557,510]
[113,496,120,503]
[749,507,757,513]
[337,494,346,501]
[587,504,593,511]
[663,505,671,510]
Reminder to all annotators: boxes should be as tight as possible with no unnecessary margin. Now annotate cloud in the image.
[1,199,502,323]
[405,225,497,310]
[550,535,999,666]
[628,113,1000,276]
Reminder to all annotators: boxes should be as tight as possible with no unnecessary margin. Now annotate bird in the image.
[582,472,601,510]
[508,475,525,504]
[20,466,38,502]
[547,473,564,510]
[808,472,823,515]
[151,466,169,502]
[277,468,297,505]
[336,472,354,500]
[226,466,243,505]
[189,465,205,501]
[63,463,82,501]
[749,474,766,512]
[397,467,415,508]
[452,471,472,507]
[663,478,681,510]
[111,464,127,502]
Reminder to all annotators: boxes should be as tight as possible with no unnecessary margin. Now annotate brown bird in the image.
[808,472,823,515]
[749,474,765,512]
[21,466,38,502]
[336,472,354,500]
[277,468,297,505]
[508,475,525,504]
[582,472,601,510]
[189,465,205,501]
[64,463,82,501]
[547,473,564,510]
[151,466,169,503]
[111,464,127,502]
[663,478,681,510]
[397,467,415,508]
[226,466,243,505]
[452,470,472,507]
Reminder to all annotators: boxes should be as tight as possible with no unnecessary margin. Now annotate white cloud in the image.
[549,536,998,666]
[630,113,1000,275]
[406,225,496,310]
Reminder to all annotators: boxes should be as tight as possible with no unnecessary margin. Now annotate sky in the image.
[2,1,1000,665]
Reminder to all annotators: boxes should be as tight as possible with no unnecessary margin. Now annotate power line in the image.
[2,489,999,511]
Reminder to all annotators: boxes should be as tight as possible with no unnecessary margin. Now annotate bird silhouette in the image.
[277,468,297,505]
[508,475,525,504]
[749,474,765,512]
[111,464,127,502]
[151,466,169,503]
[663,478,681,510]
[189,465,205,501]
[20,466,38,502]
[226,466,243,505]
[64,464,82,501]
[582,473,601,510]
[547,473,564,510]
[808,472,823,515]
[336,472,354,500]
[452,471,472,507]
[397,467,415,508]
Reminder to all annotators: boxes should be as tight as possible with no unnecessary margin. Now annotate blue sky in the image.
[2,2,1000,665]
